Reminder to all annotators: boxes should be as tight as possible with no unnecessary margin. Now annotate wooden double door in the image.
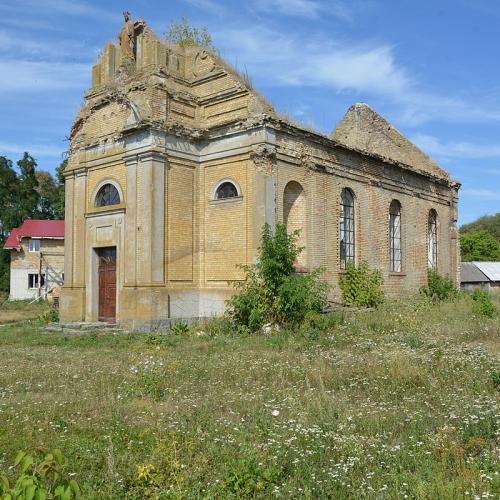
[97,247,116,323]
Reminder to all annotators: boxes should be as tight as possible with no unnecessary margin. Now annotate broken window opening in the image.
[28,273,45,289]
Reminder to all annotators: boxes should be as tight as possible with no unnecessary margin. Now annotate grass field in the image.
[0,297,52,324]
[0,294,499,498]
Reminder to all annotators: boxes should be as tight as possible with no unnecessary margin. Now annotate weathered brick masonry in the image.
[60,14,460,330]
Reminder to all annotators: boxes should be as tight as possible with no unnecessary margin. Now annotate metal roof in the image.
[472,261,500,282]
[3,220,64,250]
[460,262,489,283]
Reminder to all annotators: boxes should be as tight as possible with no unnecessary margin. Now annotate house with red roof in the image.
[3,220,65,300]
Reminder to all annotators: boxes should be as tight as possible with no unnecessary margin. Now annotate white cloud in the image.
[183,0,221,12]
[252,0,351,20]
[411,134,500,160]
[0,60,89,93]
[0,31,93,60]
[1,0,116,21]
[461,189,500,200]
[254,0,319,19]
[215,25,500,126]
[219,27,409,95]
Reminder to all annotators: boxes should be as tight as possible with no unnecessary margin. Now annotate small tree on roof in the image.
[165,16,213,49]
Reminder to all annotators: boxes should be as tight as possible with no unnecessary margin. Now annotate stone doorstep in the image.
[57,321,119,329]
[44,321,126,334]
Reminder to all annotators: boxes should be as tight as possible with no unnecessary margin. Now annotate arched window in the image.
[95,183,120,207]
[428,209,438,270]
[284,181,307,268]
[215,181,239,200]
[340,188,355,269]
[389,200,402,272]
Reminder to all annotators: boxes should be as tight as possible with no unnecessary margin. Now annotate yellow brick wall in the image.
[168,164,195,281]
[283,180,308,268]
[203,159,249,282]
[82,102,128,140]
[86,163,127,211]
[203,96,248,127]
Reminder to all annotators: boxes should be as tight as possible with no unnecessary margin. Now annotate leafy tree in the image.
[35,170,60,219]
[226,223,329,331]
[0,156,20,239]
[165,16,213,48]
[17,152,40,222]
[461,213,500,242]
[54,158,67,219]
[460,230,500,261]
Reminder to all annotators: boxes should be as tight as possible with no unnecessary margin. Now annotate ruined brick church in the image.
[60,13,460,330]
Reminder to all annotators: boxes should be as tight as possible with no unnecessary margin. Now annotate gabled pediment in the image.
[332,103,448,179]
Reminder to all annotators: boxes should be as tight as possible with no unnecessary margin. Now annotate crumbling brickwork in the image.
[60,14,460,330]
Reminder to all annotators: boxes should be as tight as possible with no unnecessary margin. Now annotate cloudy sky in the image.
[1,0,499,224]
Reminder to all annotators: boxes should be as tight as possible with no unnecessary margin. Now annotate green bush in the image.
[226,223,329,331]
[471,288,496,317]
[339,261,384,307]
[37,307,59,324]
[0,449,81,499]
[422,270,457,302]
[170,321,190,336]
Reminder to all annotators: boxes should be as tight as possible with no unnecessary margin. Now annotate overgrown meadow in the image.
[0,294,499,498]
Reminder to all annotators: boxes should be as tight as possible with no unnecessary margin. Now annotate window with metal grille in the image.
[389,200,402,272]
[215,181,238,200]
[95,184,120,207]
[428,209,438,270]
[339,188,355,269]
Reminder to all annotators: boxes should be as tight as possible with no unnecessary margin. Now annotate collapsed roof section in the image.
[68,13,454,186]
[331,103,449,180]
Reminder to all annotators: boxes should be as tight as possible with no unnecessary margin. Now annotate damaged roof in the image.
[331,103,449,180]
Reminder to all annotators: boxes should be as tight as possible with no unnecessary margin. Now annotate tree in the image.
[0,156,21,294]
[165,16,213,48]
[0,156,20,239]
[461,213,500,242]
[0,153,64,293]
[35,170,59,219]
[16,152,40,222]
[460,230,500,261]
[226,224,329,331]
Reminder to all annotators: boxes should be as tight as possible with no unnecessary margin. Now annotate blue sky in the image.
[1,0,499,224]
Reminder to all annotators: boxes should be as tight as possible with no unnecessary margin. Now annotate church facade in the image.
[60,14,460,330]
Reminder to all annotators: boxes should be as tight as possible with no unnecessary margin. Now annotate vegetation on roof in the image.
[165,16,213,49]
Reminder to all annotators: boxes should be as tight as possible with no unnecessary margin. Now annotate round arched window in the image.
[215,181,239,200]
[95,183,120,207]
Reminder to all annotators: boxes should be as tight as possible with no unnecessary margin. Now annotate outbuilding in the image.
[4,220,65,301]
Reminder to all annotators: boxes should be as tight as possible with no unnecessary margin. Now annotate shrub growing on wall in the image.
[338,261,384,307]
[226,223,329,331]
